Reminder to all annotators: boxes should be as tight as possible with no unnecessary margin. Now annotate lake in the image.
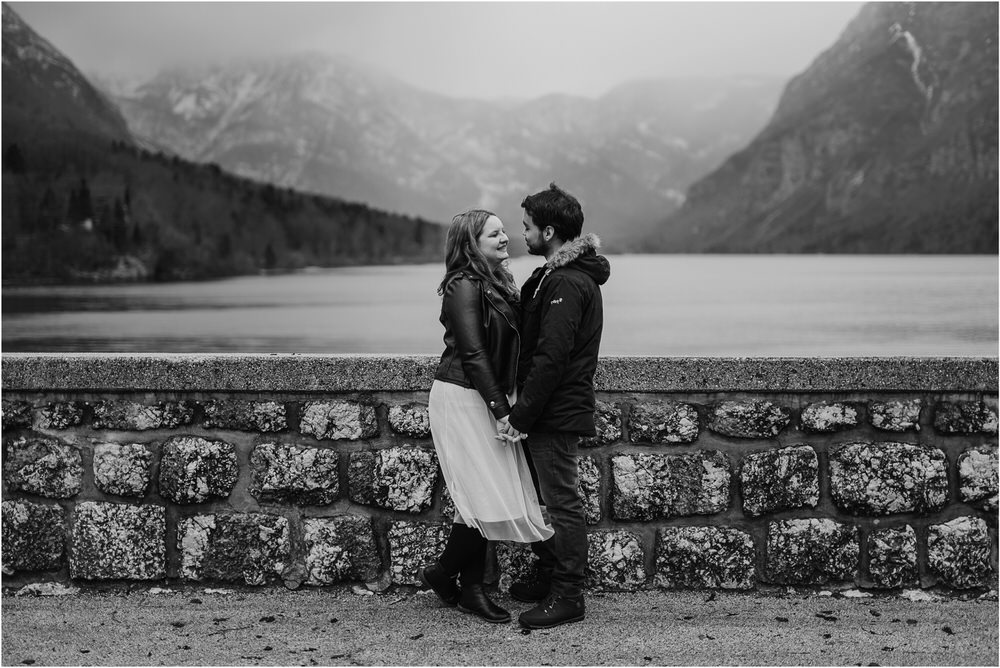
[2,255,997,356]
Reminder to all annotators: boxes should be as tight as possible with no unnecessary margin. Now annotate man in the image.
[498,182,610,629]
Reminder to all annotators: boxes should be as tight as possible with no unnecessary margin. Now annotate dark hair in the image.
[520,182,584,241]
[437,209,518,301]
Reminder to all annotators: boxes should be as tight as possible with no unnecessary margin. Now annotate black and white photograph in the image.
[1,1,997,666]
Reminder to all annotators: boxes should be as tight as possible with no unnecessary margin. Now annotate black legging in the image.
[438,523,487,585]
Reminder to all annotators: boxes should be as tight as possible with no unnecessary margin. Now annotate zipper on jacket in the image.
[531,267,553,301]
[499,304,520,398]
[486,287,521,398]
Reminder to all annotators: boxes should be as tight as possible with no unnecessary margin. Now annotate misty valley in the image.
[2,3,996,300]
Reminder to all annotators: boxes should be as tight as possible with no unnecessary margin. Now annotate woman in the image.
[420,209,554,624]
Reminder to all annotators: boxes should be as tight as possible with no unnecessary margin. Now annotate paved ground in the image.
[2,585,997,666]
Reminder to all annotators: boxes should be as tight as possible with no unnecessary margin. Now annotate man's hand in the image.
[496,415,525,444]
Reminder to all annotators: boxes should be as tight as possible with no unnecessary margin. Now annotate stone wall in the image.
[2,355,997,593]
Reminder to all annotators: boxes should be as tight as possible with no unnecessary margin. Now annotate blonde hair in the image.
[437,209,518,302]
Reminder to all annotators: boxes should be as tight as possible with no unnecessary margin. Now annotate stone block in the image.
[92,400,195,430]
[927,516,993,589]
[628,401,699,444]
[249,442,339,505]
[579,456,601,525]
[348,447,437,513]
[93,443,153,497]
[829,442,948,515]
[2,400,33,431]
[709,400,790,439]
[958,445,998,505]
[740,446,819,516]
[765,518,858,585]
[655,526,755,590]
[300,401,378,441]
[349,452,377,507]
[869,399,921,432]
[611,451,730,521]
[70,502,165,580]
[800,401,859,433]
[178,513,291,585]
[1,500,65,572]
[586,529,646,591]
[158,436,238,504]
[867,525,918,589]
[202,400,287,432]
[3,435,83,498]
[934,401,998,435]
[35,402,87,429]
[386,521,448,585]
[495,541,536,593]
[582,401,623,447]
[303,516,381,585]
[440,482,456,520]
[388,404,431,439]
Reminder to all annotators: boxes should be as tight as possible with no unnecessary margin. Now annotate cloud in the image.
[10,1,865,99]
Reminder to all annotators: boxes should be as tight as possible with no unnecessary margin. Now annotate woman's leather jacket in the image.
[434,274,520,419]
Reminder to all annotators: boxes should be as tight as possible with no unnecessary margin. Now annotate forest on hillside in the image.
[1,131,446,284]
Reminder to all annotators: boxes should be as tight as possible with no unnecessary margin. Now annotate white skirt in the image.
[429,380,554,543]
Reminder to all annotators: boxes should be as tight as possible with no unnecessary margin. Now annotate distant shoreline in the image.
[1,258,447,289]
[4,252,998,289]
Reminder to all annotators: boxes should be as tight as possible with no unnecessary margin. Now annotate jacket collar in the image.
[528,233,604,301]
[545,233,601,269]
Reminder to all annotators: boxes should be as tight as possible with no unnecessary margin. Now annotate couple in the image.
[419,183,610,629]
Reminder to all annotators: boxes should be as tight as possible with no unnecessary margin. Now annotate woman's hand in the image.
[495,415,524,444]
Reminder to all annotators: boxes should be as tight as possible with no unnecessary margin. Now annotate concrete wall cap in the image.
[1,354,997,393]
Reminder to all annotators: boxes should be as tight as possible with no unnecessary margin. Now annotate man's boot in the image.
[510,536,557,602]
[518,594,585,629]
[508,568,551,603]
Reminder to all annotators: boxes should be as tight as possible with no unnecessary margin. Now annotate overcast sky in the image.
[11,1,865,100]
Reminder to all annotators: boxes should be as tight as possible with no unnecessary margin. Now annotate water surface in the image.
[3,255,996,356]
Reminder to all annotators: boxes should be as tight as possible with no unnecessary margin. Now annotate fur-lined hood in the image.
[545,233,610,286]
[546,233,602,269]
[529,233,610,300]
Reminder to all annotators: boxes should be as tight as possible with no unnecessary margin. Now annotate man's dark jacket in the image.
[508,233,610,436]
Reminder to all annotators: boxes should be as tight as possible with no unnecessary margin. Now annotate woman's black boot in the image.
[418,561,460,606]
[420,523,481,605]
[457,584,511,624]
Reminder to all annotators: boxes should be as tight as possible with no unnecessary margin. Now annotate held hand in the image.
[495,415,525,444]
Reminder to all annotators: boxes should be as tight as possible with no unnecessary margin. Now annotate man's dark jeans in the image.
[523,432,588,599]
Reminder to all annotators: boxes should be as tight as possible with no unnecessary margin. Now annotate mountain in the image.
[101,54,784,250]
[1,2,131,143]
[659,1,998,253]
[1,5,444,283]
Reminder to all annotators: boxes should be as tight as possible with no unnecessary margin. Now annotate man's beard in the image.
[525,238,549,256]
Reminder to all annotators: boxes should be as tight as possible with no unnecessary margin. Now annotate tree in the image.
[80,179,92,220]
[111,198,128,251]
[218,232,232,259]
[3,143,25,174]
[262,184,278,208]
[263,242,277,269]
[37,187,61,232]
[66,188,79,223]
[67,177,94,224]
